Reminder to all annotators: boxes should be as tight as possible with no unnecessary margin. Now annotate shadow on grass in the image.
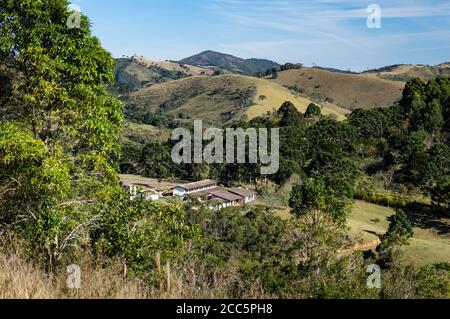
[404,203,450,236]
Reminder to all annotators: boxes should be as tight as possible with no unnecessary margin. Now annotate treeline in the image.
[254,63,304,78]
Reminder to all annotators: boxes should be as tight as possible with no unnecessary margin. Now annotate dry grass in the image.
[245,77,348,121]
[363,64,450,82]
[120,122,171,145]
[0,252,148,299]
[127,74,348,123]
[272,68,405,110]
[0,250,269,299]
[132,56,214,76]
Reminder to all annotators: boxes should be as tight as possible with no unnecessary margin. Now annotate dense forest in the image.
[0,1,449,298]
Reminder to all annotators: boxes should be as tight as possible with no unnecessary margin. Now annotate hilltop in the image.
[114,56,224,93]
[362,63,450,82]
[113,58,185,93]
[131,55,217,76]
[179,50,280,76]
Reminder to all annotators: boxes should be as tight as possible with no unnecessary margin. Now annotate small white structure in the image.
[123,184,140,200]
[120,175,163,201]
[140,190,162,201]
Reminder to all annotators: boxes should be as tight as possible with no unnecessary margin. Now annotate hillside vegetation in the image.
[114,58,184,93]
[1,1,449,301]
[272,68,405,110]
[132,55,216,76]
[363,63,450,82]
[349,201,450,266]
[123,74,348,124]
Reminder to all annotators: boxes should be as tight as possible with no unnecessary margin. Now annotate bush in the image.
[354,190,409,208]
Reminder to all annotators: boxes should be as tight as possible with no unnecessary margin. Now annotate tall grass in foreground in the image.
[0,251,268,299]
[0,252,148,299]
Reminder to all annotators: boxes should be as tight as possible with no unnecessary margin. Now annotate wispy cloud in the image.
[208,0,450,70]
[82,0,450,71]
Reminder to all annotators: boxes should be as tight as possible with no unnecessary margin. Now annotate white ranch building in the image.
[173,180,257,210]
[172,180,217,198]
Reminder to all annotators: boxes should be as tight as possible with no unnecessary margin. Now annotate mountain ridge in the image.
[179,50,280,76]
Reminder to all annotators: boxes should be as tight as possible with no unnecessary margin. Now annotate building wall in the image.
[244,195,256,203]
[142,193,160,201]
[173,187,187,197]
[173,184,216,197]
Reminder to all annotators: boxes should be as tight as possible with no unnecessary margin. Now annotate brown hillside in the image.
[124,74,349,124]
[363,64,450,82]
[272,68,405,110]
[131,55,216,76]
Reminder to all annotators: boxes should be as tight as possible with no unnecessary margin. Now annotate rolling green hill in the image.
[179,50,280,76]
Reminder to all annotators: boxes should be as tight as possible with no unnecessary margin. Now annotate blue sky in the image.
[75,0,450,71]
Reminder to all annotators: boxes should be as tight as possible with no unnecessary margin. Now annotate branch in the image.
[58,214,101,258]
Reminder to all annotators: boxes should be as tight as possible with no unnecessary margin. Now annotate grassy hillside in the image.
[179,50,280,75]
[120,122,171,146]
[123,74,348,124]
[114,58,184,93]
[349,201,450,266]
[363,63,450,82]
[245,77,348,121]
[272,68,405,110]
[131,55,216,76]
[255,198,449,267]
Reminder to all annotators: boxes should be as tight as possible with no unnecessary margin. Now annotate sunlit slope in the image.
[246,77,348,121]
[272,68,405,110]
[126,74,349,123]
[131,55,216,76]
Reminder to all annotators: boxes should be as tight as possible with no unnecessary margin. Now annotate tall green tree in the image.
[289,177,350,224]
[277,101,303,127]
[0,0,123,263]
[142,141,172,179]
[387,209,414,240]
[0,0,123,160]
[304,103,321,118]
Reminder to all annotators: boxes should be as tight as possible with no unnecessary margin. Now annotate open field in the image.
[245,77,348,121]
[272,68,405,110]
[350,201,450,266]
[252,198,450,266]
